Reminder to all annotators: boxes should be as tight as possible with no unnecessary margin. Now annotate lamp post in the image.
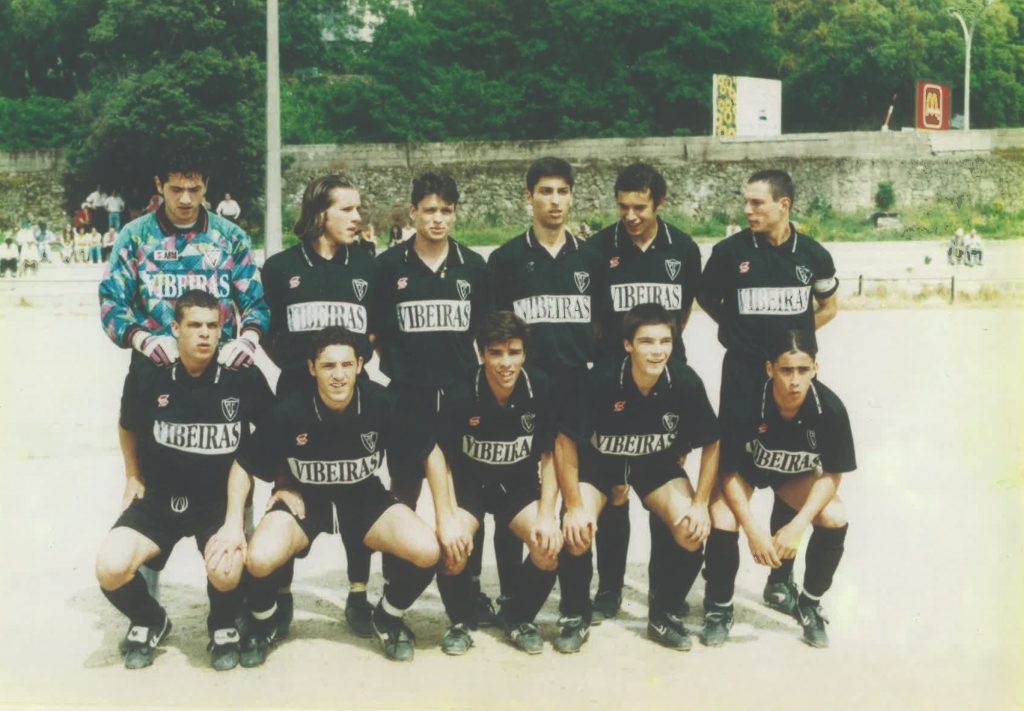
[948,0,993,131]
[265,0,282,256]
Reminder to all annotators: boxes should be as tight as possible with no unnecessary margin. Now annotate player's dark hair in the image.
[614,163,667,206]
[174,289,221,322]
[309,326,361,363]
[747,169,795,206]
[769,329,818,362]
[475,311,529,354]
[156,148,210,183]
[293,175,359,244]
[622,302,676,342]
[526,157,574,193]
[411,172,459,207]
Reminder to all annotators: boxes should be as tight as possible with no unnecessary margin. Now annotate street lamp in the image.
[948,0,993,131]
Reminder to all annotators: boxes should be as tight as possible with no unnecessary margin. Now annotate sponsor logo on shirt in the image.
[140,272,230,300]
[665,259,681,280]
[513,294,590,324]
[296,433,308,446]
[397,277,408,290]
[573,271,590,293]
[170,496,189,513]
[286,301,368,333]
[396,300,471,333]
[360,431,378,453]
[739,261,750,274]
[352,279,369,302]
[610,283,682,312]
[221,397,239,421]
[591,431,677,456]
[609,256,620,269]
[613,401,626,412]
[737,287,811,315]
[154,250,178,262]
[747,439,822,474]
[157,394,170,408]
[289,275,301,289]
[287,451,383,485]
[462,434,533,465]
[469,416,480,427]
[153,420,242,454]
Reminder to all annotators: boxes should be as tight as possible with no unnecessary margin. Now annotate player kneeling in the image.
[95,290,274,670]
[210,327,441,664]
[430,312,562,655]
[557,303,720,653]
[702,330,854,649]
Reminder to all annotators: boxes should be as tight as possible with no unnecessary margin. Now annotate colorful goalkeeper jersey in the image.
[99,208,269,347]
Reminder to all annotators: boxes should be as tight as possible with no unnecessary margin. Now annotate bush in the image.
[875,182,896,212]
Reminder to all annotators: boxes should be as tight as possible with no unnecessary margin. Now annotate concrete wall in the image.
[0,149,67,231]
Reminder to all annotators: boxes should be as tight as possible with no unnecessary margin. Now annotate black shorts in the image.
[737,466,813,492]
[453,471,539,531]
[269,478,398,557]
[114,492,224,571]
[386,382,441,483]
[535,364,589,434]
[579,448,685,501]
[719,350,769,438]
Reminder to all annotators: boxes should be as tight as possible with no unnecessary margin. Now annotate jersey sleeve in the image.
[237,406,286,482]
[697,242,730,320]
[118,366,143,431]
[682,238,702,318]
[558,370,598,444]
[678,368,720,453]
[259,257,284,347]
[99,230,143,348]
[821,402,856,474]
[469,255,491,328]
[229,229,271,339]
[811,243,839,299]
[533,374,557,454]
[486,246,512,312]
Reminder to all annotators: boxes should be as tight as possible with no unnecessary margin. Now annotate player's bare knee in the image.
[245,544,283,579]
[207,566,241,593]
[565,540,592,557]
[529,547,558,572]
[95,546,137,591]
[813,498,847,528]
[410,538,441,569]
[669,523,702,552]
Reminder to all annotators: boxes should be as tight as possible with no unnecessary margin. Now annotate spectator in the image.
[577,221,592,239]
[966,228,983,266]
[726,219,741,237]
[15,221,35,250]
[75,203,91,231]
[102,228,117,262]
[88,227,103,264]
[105,190,126,231]
[389,222,403,247]
[356,223,377,255]
[85,184,109,231]
[0,237,19,277]
[948,228,965,265]
[19,238,40,276]
[60,225,75,264]
[143,193,162,215]
[215,192,241,221]
[74,227,89,263]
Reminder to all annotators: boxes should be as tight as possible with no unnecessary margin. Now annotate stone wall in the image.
[0,150,66,231]
[282,128,1024,225]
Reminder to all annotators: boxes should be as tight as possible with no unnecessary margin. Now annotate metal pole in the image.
[265,0,282,257]
[950,275,956,304]
[858,274,863,296]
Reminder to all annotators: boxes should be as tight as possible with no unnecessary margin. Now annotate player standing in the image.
[431,312,562,655]
[556,303,720,652]
[701,330,853,648]
[95,290,273,670]
[260,175,378,636]
[697,169,839,624]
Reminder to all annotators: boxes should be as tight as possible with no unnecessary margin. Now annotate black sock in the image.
[207,580,243,633]
[703,529,740,606]
[245,566,283,617]
[382,554,435,611]
[768,497,798,584]
[274,558,295,599]
[102,573,164,627]
[436,566,474,626]
[803,524,848,598]
[467,521,486,586]
[494,524,524,600]
[648,514,703,616]
[503,557,556,626]
[342,534,372,589]
[556,546,593,622]
[647,509,667,595]
[596,500,629,592]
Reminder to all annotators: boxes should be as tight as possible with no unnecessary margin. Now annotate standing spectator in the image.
[106,190,126,232]
[143,194,162,215]
[85,184,109,232]
[577,221,592,239]
[389,222,404,247]
[88,227,103,264]
[102,228,117,262]
[75,203,91,232]
[60,225,75,264]
[357,223,377,255]
[0,237,19,277]
[19,238,40,276]
[215,192,241,222]
[36,222,55,264]
[15,221,35,250]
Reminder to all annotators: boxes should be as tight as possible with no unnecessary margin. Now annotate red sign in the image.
[915,81,950,131]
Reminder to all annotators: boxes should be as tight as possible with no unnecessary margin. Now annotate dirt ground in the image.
[0,295,1022,709]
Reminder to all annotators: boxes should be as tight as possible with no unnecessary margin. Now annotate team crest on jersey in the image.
[352,279,369,302]
[469,416,480,427]
[573,271,590,294]
[665,259,682,280]
[221,397,239,421]
[296,433,308,446]
[397,277,408,290]
[521,412,536,434]
[795,266,812,285]
[456,279,471,301]
[170,496,189,513]
[154,250,178,262]
[662,413,679,432]
[613,401,625,412]
[157,394,170,408]
[609,256,620,269]
[289,275,301,289]
[202,248,223,270]
[739,261,750,274]
[807,430,817,449]
[361,431,378,452]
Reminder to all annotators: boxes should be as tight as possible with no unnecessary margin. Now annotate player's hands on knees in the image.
[120,477,145,511]
[267,487,305,519]
[562,506,595,552]
[133,332,178,367]
[436,516,472,573]
[772,521,805,560]
[748,526,782,568]
[205,524,247,578]
[680,502,711,545]
[217,334,258,370]
[531,514,563,559]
